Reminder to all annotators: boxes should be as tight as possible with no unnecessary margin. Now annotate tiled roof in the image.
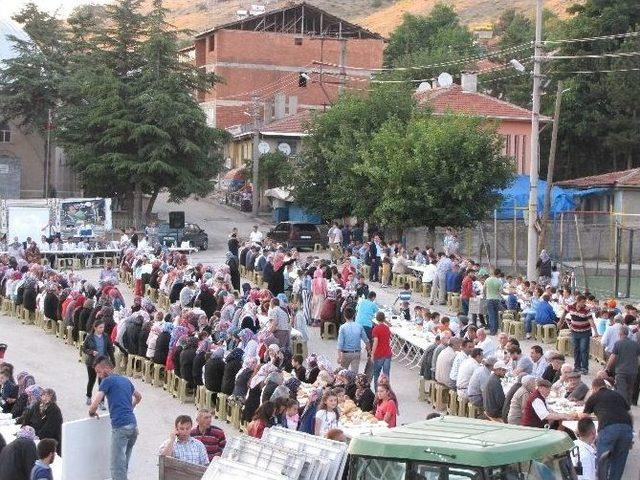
[260,110,314,136]
[555,168,640,188]
[416,84,550,122]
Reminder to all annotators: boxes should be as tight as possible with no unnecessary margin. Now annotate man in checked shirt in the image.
[159,415,209,466]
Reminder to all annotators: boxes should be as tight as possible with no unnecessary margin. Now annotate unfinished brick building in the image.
[191,2,385,130]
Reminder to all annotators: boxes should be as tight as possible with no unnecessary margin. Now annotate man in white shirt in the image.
[530,345,548,379]
[601,316,623,354]
[456,347,483,399]
[571,418,596,480]
[327,223,343,261]
[249,225,263,244]
[449,339,473,389]
[475,328,497,358]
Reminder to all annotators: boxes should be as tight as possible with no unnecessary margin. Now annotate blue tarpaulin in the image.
[496,175,607,219]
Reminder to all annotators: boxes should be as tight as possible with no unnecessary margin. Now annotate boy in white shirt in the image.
[571,418,596,480]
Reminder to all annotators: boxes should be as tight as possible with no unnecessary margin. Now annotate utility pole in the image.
[538,80,564,250]
[526,0,544,281]
[251,95,261,215]
[338,37,347,95]
[44,108,52,198]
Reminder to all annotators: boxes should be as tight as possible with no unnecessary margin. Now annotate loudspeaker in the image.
[169,211,185,229]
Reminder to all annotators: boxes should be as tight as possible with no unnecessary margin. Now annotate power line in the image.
[313,43,534,72]
[540,51,640,60]
[542,31,640,45]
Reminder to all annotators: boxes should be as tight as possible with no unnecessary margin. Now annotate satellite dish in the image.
[278,142,292,156]
[437,72,453,88]
[258,141,270,154]
[416,81,432,93]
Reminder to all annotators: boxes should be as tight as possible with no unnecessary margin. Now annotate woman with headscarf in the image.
[11,372,35,419]
[536,249,552,285]
[166,324,188,371]
[220,295,236,325]
[221,347,244,395]
[226,251,241,292]
[153,320,172,365]
[336,369,357,400]
[237,327,258,362]
[179,336,199,389]
[267,253,289,297]
[260,370,284,406]
[239,305,260,335]
[0,425,37,480]
[21,274,38,315]
[197,283,217,319]
[146,312,165,360]
[242,363,277,423]
[232,356,257,399]
[354,373,375,413]
[305,354,320,384]
[21,388,62,454]
[43,284,59,321]
[203,346,225,394]
[310,268,327,326]
[192,333,208,374]
[16,385,42,424]
[77,298,95,337]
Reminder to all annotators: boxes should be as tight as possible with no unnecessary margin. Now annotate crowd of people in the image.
[0,222,639,480]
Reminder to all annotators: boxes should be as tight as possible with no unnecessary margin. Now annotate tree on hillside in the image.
[55,0,226,223]
[290,84,416,220]
[357,115,514,229]
[0,4,67,134]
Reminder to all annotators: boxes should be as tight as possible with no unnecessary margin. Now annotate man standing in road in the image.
[327,223,343,262]
[604,325,640,404]
[355,291,378,341]
[89,356,142,480]
[484,269,503,335]
[337,307,370,373]
[249,225,263,244]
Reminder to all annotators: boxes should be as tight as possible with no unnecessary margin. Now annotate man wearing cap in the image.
[482,360,507,421]
[522,379,577,428]
[467,356,495,407]
[542,353,565,384]
[508,375,536,425]
[564,372,589,402]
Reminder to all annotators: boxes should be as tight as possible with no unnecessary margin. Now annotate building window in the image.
[503,134,511,156]
[0,122,10,143]
[513,134,520,163]
[208,35,215,52]
[521,135,527,171]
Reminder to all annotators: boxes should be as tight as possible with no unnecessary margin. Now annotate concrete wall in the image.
[0,121,80,199]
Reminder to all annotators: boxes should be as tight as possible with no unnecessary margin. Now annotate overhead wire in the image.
[541,31,640,44]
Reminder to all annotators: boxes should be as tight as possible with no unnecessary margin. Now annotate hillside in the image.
[155,0,578,38]
[358,0,577,37]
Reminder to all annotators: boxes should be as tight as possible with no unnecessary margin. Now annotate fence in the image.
[402,210,640,300]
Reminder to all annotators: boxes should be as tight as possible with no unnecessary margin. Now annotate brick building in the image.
[191,2,385,130]
[416,73,551,175]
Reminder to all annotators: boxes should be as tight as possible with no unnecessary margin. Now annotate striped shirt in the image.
[397,290,412,303]
[567,305,592,333]
[190,425,226,460]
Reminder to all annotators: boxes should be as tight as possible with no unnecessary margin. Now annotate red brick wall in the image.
[194,29,384,129]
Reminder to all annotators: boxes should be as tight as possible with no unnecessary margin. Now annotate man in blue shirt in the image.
[534,294,558,334]
[89,356,142,480]
[356,291,379,341]
[337,306,371,373]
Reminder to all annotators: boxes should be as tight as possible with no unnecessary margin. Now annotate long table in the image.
[386,314,435,370]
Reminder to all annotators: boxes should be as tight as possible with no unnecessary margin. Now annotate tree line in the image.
[0,0,227,223]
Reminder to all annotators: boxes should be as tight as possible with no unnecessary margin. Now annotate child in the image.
[380,257,392,287]
[571,418,596,480]
[413,306,425,326]
[394,283,412,320]
[283,398,300,430]
[30,438,58,480]
[292,354,306,381]
[314,390,339,437]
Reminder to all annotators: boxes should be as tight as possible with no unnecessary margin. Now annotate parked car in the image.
[266,222,326,250]
[157,222,209,250]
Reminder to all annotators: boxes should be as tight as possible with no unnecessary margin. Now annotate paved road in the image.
[1,193,638,479]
